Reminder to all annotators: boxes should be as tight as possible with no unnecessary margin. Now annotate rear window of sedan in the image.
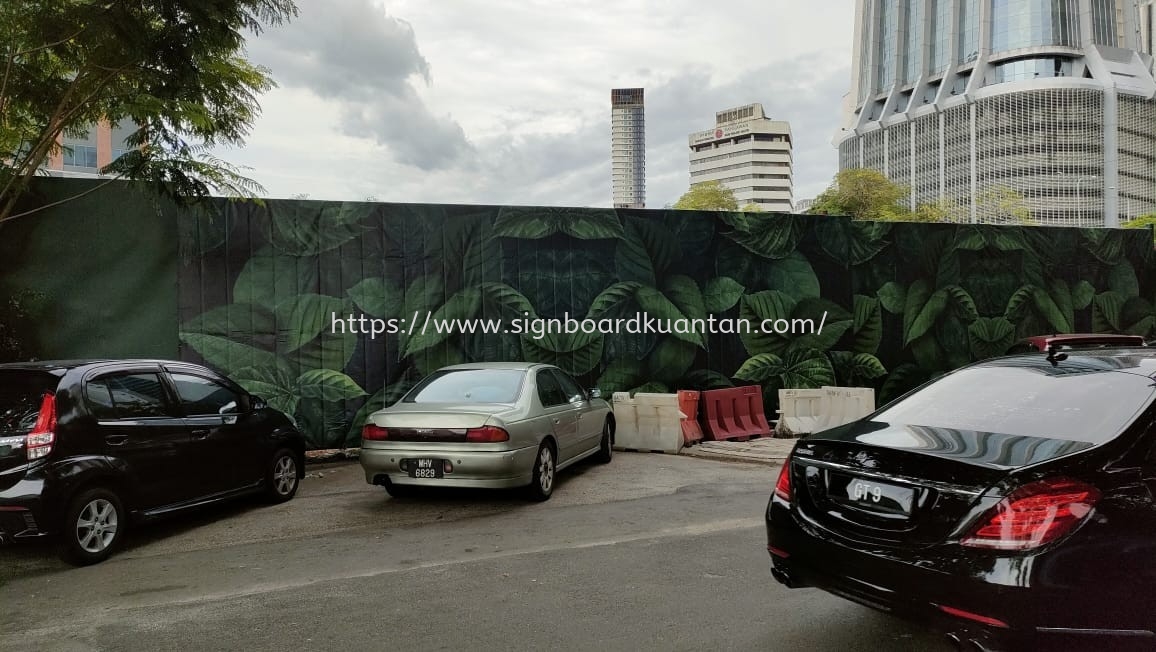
[404,369,526,404]
[872,357,1156,444]
[0,371,59,435]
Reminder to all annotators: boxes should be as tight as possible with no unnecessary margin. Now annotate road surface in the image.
[0,453,947,651]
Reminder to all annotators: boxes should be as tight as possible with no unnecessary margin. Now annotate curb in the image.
[305,448,360,464]
[679,449,789,466]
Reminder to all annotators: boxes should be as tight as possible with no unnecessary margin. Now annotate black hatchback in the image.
[0,359,305,565]
[767,348,1156,651]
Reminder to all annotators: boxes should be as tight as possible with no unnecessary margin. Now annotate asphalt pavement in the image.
[0,453,947,651]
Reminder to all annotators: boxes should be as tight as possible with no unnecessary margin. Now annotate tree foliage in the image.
[809,168,911,221]
[809,168,1038,225]
[976,186,1036,225]
[673,180,739,211]
[1123,214,1156,245]
[0,0,298,224]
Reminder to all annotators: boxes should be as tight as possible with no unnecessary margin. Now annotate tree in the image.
[673,180,739,211]
[911,198,964,223]
[976,186,1036,225]
[740,202,764,212]
[0,0,298,225]
[1123,213,1156,245]
[808,168,911,221]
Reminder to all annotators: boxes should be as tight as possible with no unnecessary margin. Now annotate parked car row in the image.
[5,334,1155,650]
[0,359,610,565]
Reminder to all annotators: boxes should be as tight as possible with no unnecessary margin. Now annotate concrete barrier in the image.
[677,390,703,446]
[775,386,877,437]
[612,392,638,444]
[774,388,826,437]
[700,385,774,441]
[618,393,684,454]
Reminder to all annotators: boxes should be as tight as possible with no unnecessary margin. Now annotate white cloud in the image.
[230,0,855,207]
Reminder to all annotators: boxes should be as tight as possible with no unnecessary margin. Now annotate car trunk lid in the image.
[366,403,517,443]
[789,421,1098,548]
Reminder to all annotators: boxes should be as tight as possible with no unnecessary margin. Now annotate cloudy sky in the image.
[230,0,856,208]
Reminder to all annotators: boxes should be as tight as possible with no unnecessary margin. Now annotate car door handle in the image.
[105,434,128,446]
[190,429,211,440]
[552,418,560,424]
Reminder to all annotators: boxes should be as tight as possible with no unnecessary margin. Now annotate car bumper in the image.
[766,498,1156,648]
[360,444,538,489]
[0,476,52,543]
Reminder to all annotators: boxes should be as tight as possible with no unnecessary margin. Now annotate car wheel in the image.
[264,448,300,503]
[527,441,556,502]
[59,487,126,566]
[595,419,613,464]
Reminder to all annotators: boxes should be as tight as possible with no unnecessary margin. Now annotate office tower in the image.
[839,0,1156,226]
[688,103,794,212]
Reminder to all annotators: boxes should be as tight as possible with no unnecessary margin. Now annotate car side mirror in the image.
[250,395,267,411]
[588,388,602,399]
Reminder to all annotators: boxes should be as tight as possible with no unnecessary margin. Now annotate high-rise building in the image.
[794,198,815,213]
[839,0,1156,227]
[688,103,793,212]
[611,88,645,209]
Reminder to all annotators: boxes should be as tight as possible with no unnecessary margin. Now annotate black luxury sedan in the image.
[766,348,1156,651]
[0,359,305,565]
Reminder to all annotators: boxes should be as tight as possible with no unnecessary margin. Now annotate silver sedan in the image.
[359,362,615,501]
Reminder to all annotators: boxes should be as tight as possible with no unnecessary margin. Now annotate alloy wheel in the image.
[538,446,554,494]
[274,455,298,496]
[76,498,118,554]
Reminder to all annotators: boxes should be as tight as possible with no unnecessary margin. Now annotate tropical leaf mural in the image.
[165,199,1154,449]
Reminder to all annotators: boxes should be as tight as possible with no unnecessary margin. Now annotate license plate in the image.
[407,458,443,479]
[844,477,914,515]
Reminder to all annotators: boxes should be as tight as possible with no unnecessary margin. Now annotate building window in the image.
[876,0,899,92]
[991,0,1080,53]
[929,0,952,73]
[990,57,1073,84]
[1090,0,1118,46]
[62,144,98,168]
[900,0,924,85]
[958,0,980,63]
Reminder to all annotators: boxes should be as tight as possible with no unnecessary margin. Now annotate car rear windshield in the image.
[404,369,526,404]
[0,371,59,435]
[873,358,1156,444]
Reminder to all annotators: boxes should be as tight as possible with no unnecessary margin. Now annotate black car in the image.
[0,359,305,565]
[766,348,1156,651]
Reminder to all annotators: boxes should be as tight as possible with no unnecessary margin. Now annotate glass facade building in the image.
[611,88,646,209]
[840,0,1156,227]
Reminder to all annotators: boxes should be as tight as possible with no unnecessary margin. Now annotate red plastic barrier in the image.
[677,390,703,446]
[699,385,773,441]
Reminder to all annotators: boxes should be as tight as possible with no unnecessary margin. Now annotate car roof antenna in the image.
[1046,343,1068,367]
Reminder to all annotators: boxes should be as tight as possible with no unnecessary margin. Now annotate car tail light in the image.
[961,477,1100,551]
[26,393,57,460]
[362,424,390,441]
[774,461,792,501]
[466,426,509,443]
